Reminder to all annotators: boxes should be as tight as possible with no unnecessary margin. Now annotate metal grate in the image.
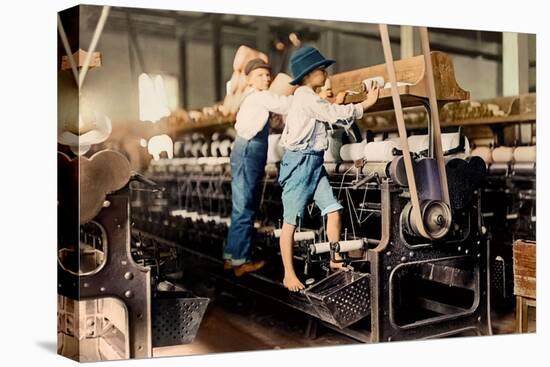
[303,271,370,329]
[491,256,506,298]
[152,294,209,347]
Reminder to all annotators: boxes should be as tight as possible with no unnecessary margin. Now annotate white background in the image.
[0,0,546,366]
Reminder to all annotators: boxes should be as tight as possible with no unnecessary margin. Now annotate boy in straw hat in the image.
[224,58,294,276]
[278,46,379,291]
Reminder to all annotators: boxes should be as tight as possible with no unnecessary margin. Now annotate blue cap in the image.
[288,46,336,85]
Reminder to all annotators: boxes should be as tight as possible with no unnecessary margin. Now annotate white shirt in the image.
[280,86,364,151]
[234,87,293,140]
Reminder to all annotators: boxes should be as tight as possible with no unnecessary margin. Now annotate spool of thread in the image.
[210,140,221,157]
[406,133,468,155]
[513,146,536,163]
[309,239,364,255]
[364,141,400,162]
[471,147,493,164]
[385,136,402,145]
[362,76,384,91]
[273,229,315,242]
[174,141,185,158]
[492,146,515,163]
[363,162,390,177]
[441,132,460,151]
[294,231,316,242]
[324,163,338,174]
[218,139,232,157]
[340,141,367,161]
[489,163,509,175]
[201,142,210,157]
[267,134,285,163]
[512,162,536,175]
[337,162,358,174]
[441,132,470,157]
[408,135,430,153]
[309,242,329,255]
[191,142,203,157]
[181,138,193,157]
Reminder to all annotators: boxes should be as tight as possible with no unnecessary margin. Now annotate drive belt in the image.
[378,24,451,239]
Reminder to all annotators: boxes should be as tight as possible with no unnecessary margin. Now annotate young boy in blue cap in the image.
[279,46,379,291]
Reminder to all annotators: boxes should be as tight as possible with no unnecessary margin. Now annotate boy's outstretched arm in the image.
[306,86,380,126]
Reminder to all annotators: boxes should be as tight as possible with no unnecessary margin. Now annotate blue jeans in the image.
[278,150,343,226]
[224,127,268,266]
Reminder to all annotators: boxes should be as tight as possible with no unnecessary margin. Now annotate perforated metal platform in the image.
[152,293,209,347]
[303,271,371,329]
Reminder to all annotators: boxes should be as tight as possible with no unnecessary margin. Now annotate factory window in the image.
[138,73,178,123]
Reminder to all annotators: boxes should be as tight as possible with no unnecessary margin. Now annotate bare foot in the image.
[283,274,305,292]
[330,260,349,271]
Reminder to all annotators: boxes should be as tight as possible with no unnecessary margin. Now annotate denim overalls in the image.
[223,122,269,265]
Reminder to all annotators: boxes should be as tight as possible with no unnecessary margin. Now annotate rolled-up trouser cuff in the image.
[321,202,344,216]
[222,252,232,260]
[231,258,248,266]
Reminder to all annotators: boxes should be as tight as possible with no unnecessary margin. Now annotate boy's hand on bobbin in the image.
[335,91,347,105]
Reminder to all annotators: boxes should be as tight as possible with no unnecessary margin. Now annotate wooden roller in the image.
[471,147,493,164]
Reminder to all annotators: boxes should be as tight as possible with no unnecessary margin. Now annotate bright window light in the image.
[138,73,176,123]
